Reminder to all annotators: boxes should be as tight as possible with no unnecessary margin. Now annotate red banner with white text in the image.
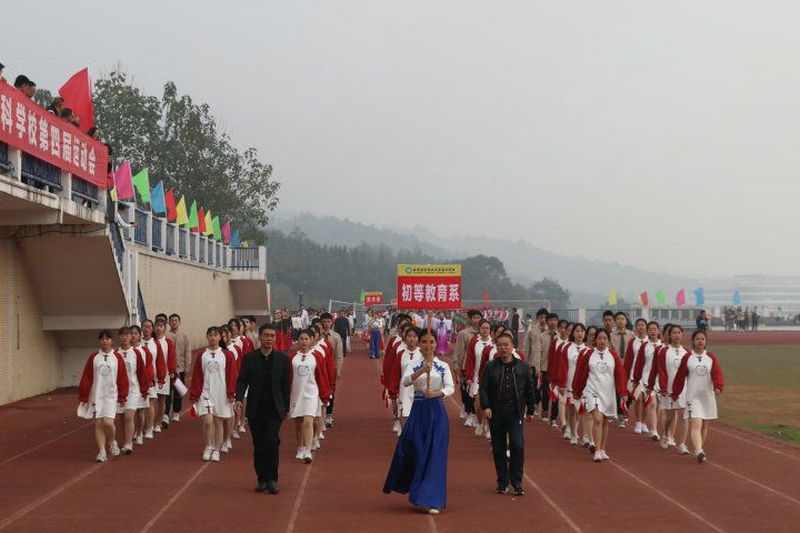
[396,264,462,310]
[0,79,108,187]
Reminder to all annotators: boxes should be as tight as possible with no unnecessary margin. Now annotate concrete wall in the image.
[0,239,61,405]
[137,252,235,352]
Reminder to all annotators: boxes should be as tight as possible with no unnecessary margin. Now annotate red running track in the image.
[2,341,800,532]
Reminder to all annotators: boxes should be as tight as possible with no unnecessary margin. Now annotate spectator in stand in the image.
[695,310,709,333]
[14,75,30,93]
[87,126,100,139]
[25,79,36,98]
[0,62,5,81]
[47,96,65,115]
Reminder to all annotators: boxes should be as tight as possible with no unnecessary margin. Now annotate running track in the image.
[2,341,800,532]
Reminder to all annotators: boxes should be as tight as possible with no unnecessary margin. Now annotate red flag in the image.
[222,221,231,244]
[59,68,95,131]
[483,289,490,308]
[639,291,649,307]
[197,207,206,233]
[165,189,177,221]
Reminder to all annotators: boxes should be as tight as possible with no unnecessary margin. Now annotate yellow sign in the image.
[396,264,462,277]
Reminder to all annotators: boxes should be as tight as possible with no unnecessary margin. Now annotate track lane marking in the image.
[0,422,92,467]
[139,463,210,533]
[285,464,313,533]
[711,427,800,463]
[709,460,800,506]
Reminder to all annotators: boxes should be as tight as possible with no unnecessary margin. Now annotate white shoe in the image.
[593,451,603,462]
[211,450,220,462]
[667,437,676,447]
[550,420,558,428]
[153,424,162,434]
[172,413,180,422]
[633,422,643,434]
[135,435,144,445]
[303,449,313,464]
[428,508,440,515]
[232,429,240,439]
[318,431,325,440]
[311,437,320,451]
[202,446,213,461]
[618,418,627,428]
[677,444,690,455]
[459,405,466,419]
[485,426,491,440]
[145,429,154,439]
[392,420,402,434]
[109,441,120,456]
[161,414,170,426]
[660,438,669,450]
[475,423,484,436]
[582,435,591,447]
[641,424,649,434]
[696,450,707,463]
[122,443,133,455]
[227,439,233,449]
[600,450,610,460]
[506,449,511,458]
[463,414,473,427]
[221,442,229,453]
[651,431,660,442]
[563,427,572,440]
[570,436,578,445]
[295,447,305,460]
[541,415,549,422]
[95,449,107,462]
[238,424,247,434]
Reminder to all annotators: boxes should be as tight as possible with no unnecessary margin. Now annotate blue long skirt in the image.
[383,395,449,509]
[369,330,381,359]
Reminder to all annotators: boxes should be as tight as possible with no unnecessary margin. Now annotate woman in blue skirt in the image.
[368,311,384,359]
[383,327,454,515]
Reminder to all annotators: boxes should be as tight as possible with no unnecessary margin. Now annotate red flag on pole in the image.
[165,189,177,221]
[197,207,206,233]
[59,68,95,131]
[639,291,649,307]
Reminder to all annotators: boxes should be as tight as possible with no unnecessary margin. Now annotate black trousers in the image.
[490,403,525,488]
[537,372,558,421]
[326,394,335,416]
[165,372,185,416]
[460,379,475,414]
[249,409,283,483]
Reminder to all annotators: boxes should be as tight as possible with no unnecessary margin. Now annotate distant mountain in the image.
[269,211,698,306]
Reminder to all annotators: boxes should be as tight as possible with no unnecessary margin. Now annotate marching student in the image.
[647,324,689,454]
[218,324,237,451]
[464,320,493,436]
[537,313,559,426]
[387,327,424,433]
[672,330,724,462]
[290,329,332,463]
[309,324,334,449]
[227,318,248,437]
[543,319,568,429]
[116,327,149,454]
[189,326,237,462]
[624,318,650,434]
[631,321,662,441]
[154,319,177,430]
[77,331,129,462]
[140,320,160,438]
[609,312,634,428]
[166,313,190,423]
[384,322,411,433]
[129,325,153,445]
[320,312,343,428]
[578,325,599,446]
[551,323,587,445]
[454,310,483,426]
[571,329,628,462]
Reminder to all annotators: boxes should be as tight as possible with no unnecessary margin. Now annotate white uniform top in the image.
[403,357,455,397]
[661,345,688,410]
[78,350,121,420]
[636,340,660,397]
[142,337,159,399]
[683,351,718,420]
[118,347,146,412]
[290,350,322,418]
[583,348,619,418]
[194,348,233,419]
[565,343,585,394]
[154,338,171,395]
[472,338,494,383]
[397,347,423,417]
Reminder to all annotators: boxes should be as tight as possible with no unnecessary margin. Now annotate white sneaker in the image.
[225,439,232,450]
[238,424,247,434]
[428,508,440,515]
[593,451,603,462]
[122,443,133,455]
[145,429,154,439]
[202,446,213,461]
[651,431,660,442]
[485,427,491,440]
[95,449,107,462]
[211,450,220,462]
[172,413,180,422]
[600,450,610,460]
[135,435,144,445]
[582,435,591,447]
[633,422,643,434]
[641,424,649,434]
[318,431,325,440]
[295,447,305,460]
[109,441,120,456]
[311,437,321,451]
[463,414,473,427]
[696,450,707,463]
[153,425,162,434]
[459,405,466,419]
[570,436,578,446]
[232,429,240,439]
[221,442,229,453]
[303,449,313,464]
[660,438,669,450]
[475,423,484,436]
[506,449,511,458]
[550,420,558,428]
[677,444,690,455]
[392,420,402,434]
[563,427,572,440]
[618,418,627,428]
[667,437,676,447]
[161,414,170,426]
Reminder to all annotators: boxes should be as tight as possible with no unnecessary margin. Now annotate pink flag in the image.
[676,289,686,306]
[222,221,231,244]
[114,160,134,200]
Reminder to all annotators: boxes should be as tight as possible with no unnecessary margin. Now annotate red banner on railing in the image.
[0,79,108,187]
[364,291,383,306]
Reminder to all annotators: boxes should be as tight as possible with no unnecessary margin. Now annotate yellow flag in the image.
[204,210,213,236]
[608,287,618,306]
[110,187,118,202]
[241,240,249,248]
[175,196,189,226]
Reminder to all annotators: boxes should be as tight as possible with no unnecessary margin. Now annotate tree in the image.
[530,277,571,309]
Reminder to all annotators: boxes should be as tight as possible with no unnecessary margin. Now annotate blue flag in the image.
[693,287,705,306]
[732,290,742,304]
[231,229,240,248]
[150,181,166,215]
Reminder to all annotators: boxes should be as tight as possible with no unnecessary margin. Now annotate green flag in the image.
[132,168,150,203]
[211,216,221,240]
[359,289,366,304]
[655,290,666,305]
[188,201,199,229]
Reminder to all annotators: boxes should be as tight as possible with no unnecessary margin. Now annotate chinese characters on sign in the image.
[0,79,108,187]
[364,291,383,306]
[396,264,462,310]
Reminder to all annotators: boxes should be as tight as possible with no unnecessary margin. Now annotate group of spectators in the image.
[722,306,759,331]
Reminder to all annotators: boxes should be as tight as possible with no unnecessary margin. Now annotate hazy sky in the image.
[6,1,799,277]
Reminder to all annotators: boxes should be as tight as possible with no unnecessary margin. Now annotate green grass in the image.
[713,344,800,445]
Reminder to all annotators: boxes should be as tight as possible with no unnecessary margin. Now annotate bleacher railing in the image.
[231,247,259,270]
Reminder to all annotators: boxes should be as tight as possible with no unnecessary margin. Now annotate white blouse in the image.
[402,357,455,397]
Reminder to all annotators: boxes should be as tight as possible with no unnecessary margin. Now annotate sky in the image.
[5,1,799,277]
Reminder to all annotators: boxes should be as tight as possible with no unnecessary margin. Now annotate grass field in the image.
[714,344,800,444]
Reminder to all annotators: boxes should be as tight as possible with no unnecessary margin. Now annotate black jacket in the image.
[235,349,290,419]
[479,357,536,417]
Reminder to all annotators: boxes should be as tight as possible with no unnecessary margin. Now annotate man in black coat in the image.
[479,331,536,496]
[234,323,290,494]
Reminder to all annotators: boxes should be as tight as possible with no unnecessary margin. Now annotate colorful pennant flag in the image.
[607,287,618,306]
[639,291,649,307]
[655,290,666,306]
[150,181,166,214]
[165,189,177,221]
[188,201,199,230]
[676,289,686,306]
[693,287,705,306]
[175,195,188,226]
[241,240,248,248]
[732,290,742,304]
[132,168,150,203]
[231,230,240,248]
[114,160,134,200]
[222,221,231,244]
[204,210,213,236]
[211,216,221,240]
[197,207,206,233]
[360,289,366,304]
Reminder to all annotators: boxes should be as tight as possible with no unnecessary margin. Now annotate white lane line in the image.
[711,427,800,463]
[138,463,210,533]
[609,461,725,533]
[709,460,800,506]
[285,465,313,533]
[427,514,439,533]
[0,463,105,531]
[0,422,92,467]
[522,472,584,532]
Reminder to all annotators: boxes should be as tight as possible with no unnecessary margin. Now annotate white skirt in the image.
[148,385,158,400]
[290,395,320,418]
[684,389,718,420]
[583,389,617,419]
[658,392,686,411]
[118,392,147,413]
[77,399,117,420]
[194,397,233,419]
[156,379,170,396]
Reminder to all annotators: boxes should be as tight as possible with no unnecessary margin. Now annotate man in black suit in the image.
[234,323,290,494]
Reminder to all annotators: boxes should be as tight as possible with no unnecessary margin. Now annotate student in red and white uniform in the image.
[671,330,724,462]
[218,324,238,452]
[153,319,177,431]
[128,325,153,445]
[189,326,236,462]
[387,327,424,435]
[647,324,689,454]
[290,329,332,463]
[140,320,160,438]
[310,324,335,448]
[551,323,587,445]
[116,326,149,454]
[646,323,672,443]
[623,318,650,434]
[383,323,411,434]
[577,326,598,447]
[571,329,628,462]
[463,320,493,436]
[77,330,129,462]
[631,321,662,441]
[545,319,569,429]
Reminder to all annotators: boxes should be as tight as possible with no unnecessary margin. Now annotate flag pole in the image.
[426,309,433,393]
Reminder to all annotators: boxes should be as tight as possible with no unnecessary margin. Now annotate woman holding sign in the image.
[383,327,454,515]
